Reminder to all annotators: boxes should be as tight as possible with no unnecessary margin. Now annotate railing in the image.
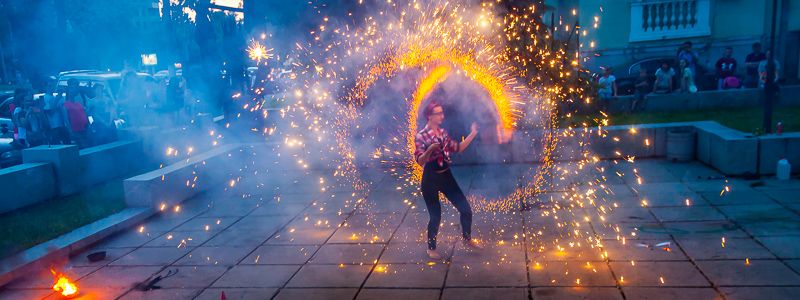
[629,0,711,42]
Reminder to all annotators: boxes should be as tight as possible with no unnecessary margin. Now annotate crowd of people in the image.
[596,41,784,112]
[8,78,118,150]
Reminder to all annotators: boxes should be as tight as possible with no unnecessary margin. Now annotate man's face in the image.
[725,49,732,57]
[753,45,761,53]
[428,106,444,125]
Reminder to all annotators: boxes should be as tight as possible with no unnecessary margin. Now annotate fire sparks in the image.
[247,40,274,62]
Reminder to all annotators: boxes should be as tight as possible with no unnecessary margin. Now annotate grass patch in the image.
[563,106,800,135]
[0,179,127,258]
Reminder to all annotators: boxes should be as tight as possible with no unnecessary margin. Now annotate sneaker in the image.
[463,239,484,249]
[426,249,442,260]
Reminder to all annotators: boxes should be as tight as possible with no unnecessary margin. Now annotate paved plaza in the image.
[2,158,800,300]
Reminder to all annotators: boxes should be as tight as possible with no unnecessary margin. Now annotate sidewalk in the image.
[1,159,799,299]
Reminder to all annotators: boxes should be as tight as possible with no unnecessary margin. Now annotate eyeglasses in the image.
[430,112,444,116]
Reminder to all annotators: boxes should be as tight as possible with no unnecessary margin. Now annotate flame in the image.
[51,269,78,297]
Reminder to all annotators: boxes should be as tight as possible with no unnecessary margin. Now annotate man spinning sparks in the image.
[414,101,481,259]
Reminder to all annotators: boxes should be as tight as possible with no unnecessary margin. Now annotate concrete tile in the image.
[603,239,689,261]
[604,206,657,223]
[756,236,800,258]
[650,206,727,222]
[273,288,358,300]
[67,247,136,268]
[241,245,318,265]
[721,287,800,300]
[737,221,800,237]
[174,246,255,266]
[697,260,800,286]
[762,189,800,204]
[144,266,227,288]
[95,230,164,248]
[118,288,201,299]
[110,247,189,266]
[622,287,722,300]
[379,242,454,264]
[0,289,53,299]
[171,217,239,232]
[364,263,447,288]
[659,221,750,239]
[451,243,526,264]
[357,288,440,300]
[212,265,300,288]
[532,287,623,299]
[609,261,709,287]
[716,204,798,222]
[286,264,372,288]
[700,190,777,206]
[266,227,336,245]
[309,244,384,264]
[677,238,775,260]
[202,227,276,246]
[78,266,161,288]
[528,243,606,262]
[441,288,528,300]
[446,261,527,287]
[144,230,217,247]
[195,288,278,300]
[3,266,97,289]
[529,261,616,287]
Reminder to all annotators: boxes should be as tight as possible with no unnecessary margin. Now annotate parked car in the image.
[615,57,715,95]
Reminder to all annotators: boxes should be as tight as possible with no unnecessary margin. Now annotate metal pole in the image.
[763,0,778,133]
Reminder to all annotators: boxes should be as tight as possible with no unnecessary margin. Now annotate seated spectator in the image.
[716,47,737,90]
[680,59,697,93]
[653,62,675,94]
[744,42,765,88]
[632,68,649,112]
[597,67,616,111]
[758,50,781,88]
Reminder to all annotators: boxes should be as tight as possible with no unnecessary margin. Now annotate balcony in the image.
[629,0,711,42]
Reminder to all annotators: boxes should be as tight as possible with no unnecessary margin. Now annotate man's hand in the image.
[470,122,478,134]
[427,143,441,153]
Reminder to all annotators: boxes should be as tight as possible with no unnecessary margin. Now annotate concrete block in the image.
[124,144,242,209]
[0,163,56,214]
[79,140,144,187]
[22,145,82,196]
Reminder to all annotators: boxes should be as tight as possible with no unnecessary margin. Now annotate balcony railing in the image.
[629,0,711,42]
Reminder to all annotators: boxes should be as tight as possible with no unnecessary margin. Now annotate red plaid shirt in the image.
[414,125,459,167]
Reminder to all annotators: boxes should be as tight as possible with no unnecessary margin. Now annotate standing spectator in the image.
[715,47,737,90]
[744,42,765,88]
[653,62,675,94]
[86,84,117,145]
[632,68,649,112]
[165,66,185,126]
[64,89,90,148]
[24,97,50,147]
[680,59,698,93]
[10,88,28,148]
[597,67,616,111]
[44,93,71,145]
[677,41,699,75]
[758,50,781,88]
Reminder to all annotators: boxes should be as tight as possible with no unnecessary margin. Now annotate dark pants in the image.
[420,165,472,250]
[49,126,71,145]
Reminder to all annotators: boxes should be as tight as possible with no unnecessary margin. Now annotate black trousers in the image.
[421,166,472,250]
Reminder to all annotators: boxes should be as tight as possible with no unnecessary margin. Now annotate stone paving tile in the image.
[286,264,373,288]
[379,242,454,264]
[762,189,800,204]
[328,225,397,244]
[0,289,53,299]
[42,287,129,300]
[171,216,239,232]
[603,239,689,262]
[605,206,657,223]
[309,244,385,264]
[451,243,526,264]
[202,226,276,246]
[241,245,319,265]
[720,287,800,300]
[273,288,359,300]
[621,287,722,299]
[676,238,775,260]
[609,261,709,287]
[250,202,309,216]
[212,265,301,288]
[195,288,278,300]
[66,246,137,268]
[77,266,161,288]
[755,236,800,259]
[650,206,728,222]
[700,190,777,206]
[441,287,528,300]
[174,245,255,266]
[143,266,228,288]
[144,230,217,247]
[696,260,800,286]
[118,288,201,299]
[94,230,164,248]
[446,261,528,287]
[528,244,606,262]
[356,288,441,300]
[736,220,800,237]
[531,287,623,299]
[266,227,336,245]
[658,221,750,239]
[529,261,616,287]
[3,266,97,289]
[364,263,447,288]
[716,204,799,222]
[109,246,190,266]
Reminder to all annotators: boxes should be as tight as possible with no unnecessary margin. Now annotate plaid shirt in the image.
[414,125,459,167]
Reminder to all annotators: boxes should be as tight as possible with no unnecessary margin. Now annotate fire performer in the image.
[414,102,482,259]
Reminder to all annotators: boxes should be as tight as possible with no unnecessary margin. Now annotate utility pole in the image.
[763,0,778,133]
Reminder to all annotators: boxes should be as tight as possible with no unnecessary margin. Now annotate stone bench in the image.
[123,143,243,209]
[0,163,56,214]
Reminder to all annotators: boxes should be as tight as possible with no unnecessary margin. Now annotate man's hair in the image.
[725,46,733,51]
[753,42,761,48]
[423,101,442,119]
